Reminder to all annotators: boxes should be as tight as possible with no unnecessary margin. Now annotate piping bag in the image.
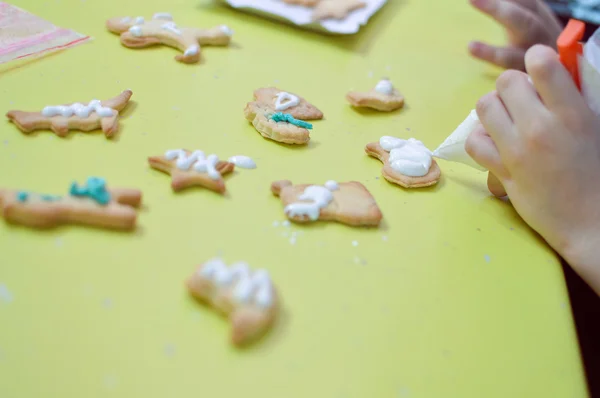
[432,19,600,171]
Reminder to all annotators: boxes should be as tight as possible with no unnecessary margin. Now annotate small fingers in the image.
[525,45,587,112]
[470,0,545,44]
[496,69,546,128]
[487,173,508,197]
[465,123,507,178]
[476,91,515,153]
[469,41,526,70]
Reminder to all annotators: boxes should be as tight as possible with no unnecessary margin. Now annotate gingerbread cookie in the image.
[6,90,133,138]
[186,258,279,347]
[346,79,404,112]
[271,180,382,226]
[312,0,367,21]
[0,177,142,230]
[106,13,233,64]
[244,87,323,145]
[366,136,441,188]
[282,0,321,6]
[149,149,239,194]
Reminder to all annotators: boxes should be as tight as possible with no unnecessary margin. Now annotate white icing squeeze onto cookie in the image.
[284,181,338,221]
[274,92,300,111]
[133,16,145,25]
[220,25,233,37]
[161,21,182,35]
[228,156,256,169]
[41,100,115,119]
[129,25,143,37]
[380,136,432,177]
[199,259,273,308]
[375,79,394,95]
[165,149,221,180]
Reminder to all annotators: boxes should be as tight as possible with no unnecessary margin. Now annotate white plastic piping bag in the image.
[432,110,487,171]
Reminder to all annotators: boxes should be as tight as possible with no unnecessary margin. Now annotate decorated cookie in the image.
[106,13,233,64]
[312,0,367,21]
[148,149,246,194]
[366,136,441,188]
[271,180,382,226]
[186,258,279,347]
[0,177,142,230]
[346,79,405,112]
[6,90,133,138]
[244,87,323,145]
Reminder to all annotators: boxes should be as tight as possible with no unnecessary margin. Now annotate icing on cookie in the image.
[375,79,394,95]
[70,177,112,205]
[153,12,173,21]
[161,21,182,35]
[165,149,221,180]
[380,136,433,177]
[228,156,256,169]
[199,259,274,308]
[284,181,338,221]
[274,92,300,111]
[41,100,115,119]
[184,45,199,56]
[133,16,145,24]
[220,25,233,36]
[129,25,143,37]
[270,112,313,129]
[16,192,28,202]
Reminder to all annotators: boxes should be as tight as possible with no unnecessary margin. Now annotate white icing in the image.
[199,259,274,308]
[183,45,199,57]
[375,79,394,95]
[284,181,338,221]
[41,99,115,119]
[228,155,256,169]
[165,149,221,180]
[129,25,143,37]
[121,16,131,23]
[380,136,433,177]
[220,25,233,36]
[274,92,300,111]
[153,12,173,21]
[161,21,182,35]
[324,180,339,191]
[133,16,144,24]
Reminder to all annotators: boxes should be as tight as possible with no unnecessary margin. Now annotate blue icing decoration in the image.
[16,191,28,202]
[69,177,111,205]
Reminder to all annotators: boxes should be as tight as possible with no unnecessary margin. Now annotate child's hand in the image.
[469,0,563,70]
[465,45,600,294]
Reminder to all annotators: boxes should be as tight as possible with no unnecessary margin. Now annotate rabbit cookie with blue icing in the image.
[106,13,233,64]
[244,87,324,145]
[0,177,142,230]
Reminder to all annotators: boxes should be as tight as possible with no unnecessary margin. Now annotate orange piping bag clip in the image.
[557,19,585,90]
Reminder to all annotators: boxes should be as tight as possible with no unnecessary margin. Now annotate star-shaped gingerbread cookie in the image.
[244,87,323,145]
[271,180,382,227]
[6,90,133,138]
[148,149,235,194]
[366,136,441,188]
[346,78,405,112]
[106,13,233,64]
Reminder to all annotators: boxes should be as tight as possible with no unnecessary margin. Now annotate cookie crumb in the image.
[102,298,113,309]
[282,220,291,228]
[55,237,64,247]
[0,284,13,303]
[2,140,8,145]
[382,235,388,242]
[289,236,297,245]
[367,70,374,78]
[272,220,280,227]
[164,343,176,357]
[484,254,491,263]
[103,374,118,389]
[352,240,359,247]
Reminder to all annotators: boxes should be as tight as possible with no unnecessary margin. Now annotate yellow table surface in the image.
[0,0,588,397]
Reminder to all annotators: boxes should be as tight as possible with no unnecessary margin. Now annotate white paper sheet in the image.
[218,0,388,35]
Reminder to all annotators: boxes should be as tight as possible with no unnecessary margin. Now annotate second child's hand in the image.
[469,0,563,70]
